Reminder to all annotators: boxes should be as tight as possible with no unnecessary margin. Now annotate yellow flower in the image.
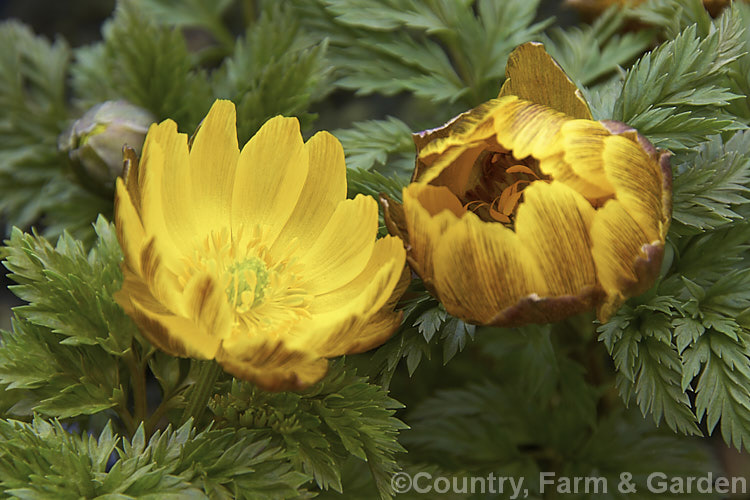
[381,43,671,327]
[114,100,407,391]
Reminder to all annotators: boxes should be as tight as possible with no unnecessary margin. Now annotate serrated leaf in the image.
[333,117,415,175]
[613,10,746,151]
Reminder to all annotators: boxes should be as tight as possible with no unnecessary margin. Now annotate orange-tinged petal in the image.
[514,181,597,296]
[539,152,613,200]
[188,100,239,233]
[126,294,222,359]
[420,144,487,196]
[216,338,328,391]
[181,271,233,340]
[590,199,662,321]
[432,213,547,324]
[231,116,308,246]
[415,99,500,186]
[556,120,615,194]
[499,42,593,120]
[602,134,664,242]
[403,183,464,283]
[299,195,378,295]
[271,131,347,255]
[492,96,571,160]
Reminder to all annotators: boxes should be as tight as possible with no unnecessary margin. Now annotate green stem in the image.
[180,361,222,426]
[125,350,148,426]
[243,0,257,26]
[145,395,179,434]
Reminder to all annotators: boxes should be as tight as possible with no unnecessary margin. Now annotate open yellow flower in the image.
[114,100,406,391]
[381,43,671,327]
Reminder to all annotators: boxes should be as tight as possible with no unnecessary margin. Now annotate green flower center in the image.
[226,257,269,307]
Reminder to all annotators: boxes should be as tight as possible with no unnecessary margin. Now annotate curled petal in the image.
[498,41,593,120]
[432,213,547,324]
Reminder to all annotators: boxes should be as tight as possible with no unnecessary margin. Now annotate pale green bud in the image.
[60,100,155,191]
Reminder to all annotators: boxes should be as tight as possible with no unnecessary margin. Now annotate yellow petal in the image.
[556,120,615,194]
[498,42,593,120]
[590,199,651,319]
[492,96,571,160]
[126,294,222,359]
[432,212,547,323]
[181,271,233,340]
[135,140,185,269]
[231,116,308,246]
[271,131,347,256]
[114,179,146,275]
[514,181,598,296]
[602,134,664,242]
[145,119,204,246]
[416,100,501,186]
[216,338,328,391]
[420,144,487,196]
[299,246,408,357]
[301,258,404,356]
[308,236,406,315]
[137,238,185,315]
[188,100,239,232]
[539,152,613,200]
[403,183,464,283]
[299,194,378,295]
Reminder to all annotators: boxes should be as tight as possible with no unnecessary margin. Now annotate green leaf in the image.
[670,131,750,234]
[294,0,550,108]
[0,21,105,236]
[212,3,331,143]
[133,0,235,52]
[613,8,747,151]
[0,418,124,498]
[599,308,701,436]
[333,117,415,176]
[0,218,139,419]
[543,7,653,87]
[209,360,406,499]
[690,332,750,451]
[76,0,212,129]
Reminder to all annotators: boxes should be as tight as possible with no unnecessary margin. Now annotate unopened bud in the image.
[60,100,154,192]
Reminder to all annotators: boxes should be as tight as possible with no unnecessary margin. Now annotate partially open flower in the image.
[382,43,671,327]
[114,100,406,391]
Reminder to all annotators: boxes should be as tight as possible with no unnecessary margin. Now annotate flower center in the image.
[225,257,269,308]
[463,151,549,225]
[182,227,312,336]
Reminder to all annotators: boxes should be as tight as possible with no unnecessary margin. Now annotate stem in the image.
[180,361,222,426]
[125,350,148,427]
[118,404,136,436]
[145,395,179,434]
[243,0,257,26]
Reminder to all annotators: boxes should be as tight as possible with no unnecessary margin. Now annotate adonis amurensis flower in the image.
[114,100,407,391]
[381,43,671,327]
